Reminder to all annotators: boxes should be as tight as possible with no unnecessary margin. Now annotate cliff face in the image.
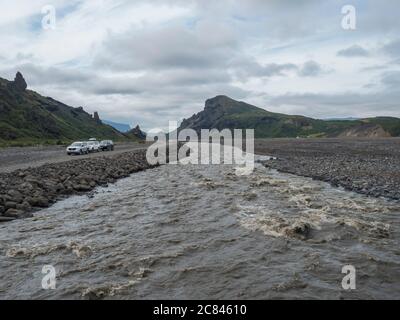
[338,124,391,138]
[178,95,400,138]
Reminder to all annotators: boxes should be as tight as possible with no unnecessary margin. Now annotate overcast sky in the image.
[1,0,399,131]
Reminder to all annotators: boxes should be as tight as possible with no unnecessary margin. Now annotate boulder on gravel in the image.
[0,216,17,222]
[7,190,23,203]
[5,201,17,209]
[27,196,49,208]
[16,202,31,211]
[3,209,30,219]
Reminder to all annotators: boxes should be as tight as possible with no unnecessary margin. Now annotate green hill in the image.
[0,72,142,147]
[178,95,400,138]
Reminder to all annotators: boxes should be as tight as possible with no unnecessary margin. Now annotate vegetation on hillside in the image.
[179,95,400,138]
[0,74,143,147]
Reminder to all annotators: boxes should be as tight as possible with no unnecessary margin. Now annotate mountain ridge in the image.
[178,95,400,138]
[0,73,144,146]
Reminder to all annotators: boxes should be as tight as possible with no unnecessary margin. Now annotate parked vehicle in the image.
[66,142,89,155]
[87,140,100,152]
[100,140,114,151]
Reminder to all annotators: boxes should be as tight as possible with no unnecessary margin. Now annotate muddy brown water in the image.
[0,156,399,299]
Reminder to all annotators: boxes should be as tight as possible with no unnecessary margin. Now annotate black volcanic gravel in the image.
[255,138,400,201]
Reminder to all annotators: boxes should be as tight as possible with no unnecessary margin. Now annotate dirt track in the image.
[0,142,150,173]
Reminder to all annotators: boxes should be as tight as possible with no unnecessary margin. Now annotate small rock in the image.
[7,190,23,203]
[16,202,31,211]
[5,201,17,209]
[74,184,92,192]
[28,196,49,208]
[18,171,27,178]
[0,216,17,222]
[56,183,65,191]
[4,209,25,219]
[19,182,34,192]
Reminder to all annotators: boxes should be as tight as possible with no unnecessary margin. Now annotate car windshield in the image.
[71,142,82,146]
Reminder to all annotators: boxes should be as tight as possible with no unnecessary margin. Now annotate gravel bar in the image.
[255,138,400,201]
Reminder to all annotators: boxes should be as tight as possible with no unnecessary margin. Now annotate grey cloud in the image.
[337,45,370,57]
[5,63,92,87]
[90,81,143,95]
[360,1,400,35]
[232,58,328,80]
[195,0,327,40]
[95,21,238,72]
[260,63,297,76]
[249,63,297,77]
[267,89,400,118]
[92,69,234,96]
[4,61,239,98]
[297,61,325,77]
[361,65,388,72]
[1,64,143,96]
[381,71,400,88]
[231,58,298,79]
[382,39,400,57]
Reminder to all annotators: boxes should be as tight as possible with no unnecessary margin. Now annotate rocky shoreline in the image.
[0,150,156,222]
[255,138,400,201]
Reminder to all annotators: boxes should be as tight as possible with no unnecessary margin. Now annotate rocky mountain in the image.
[178,95,400,138]
[0,73,144,146]
[126,125,147,140]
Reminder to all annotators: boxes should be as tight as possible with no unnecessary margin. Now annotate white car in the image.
[66,142,89,155]
[87,140,100,152]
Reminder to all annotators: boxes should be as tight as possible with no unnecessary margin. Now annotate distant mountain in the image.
[102,120,131,133]
[125,125,147,140]
[178,95,400,138]
[0,72,143,146]
[323,117,361,121]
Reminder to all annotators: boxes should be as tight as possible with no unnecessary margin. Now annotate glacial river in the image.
[1,155,399,299]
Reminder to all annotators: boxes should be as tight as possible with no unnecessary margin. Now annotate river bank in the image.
[0,149,156,221]
[255,138,400,200]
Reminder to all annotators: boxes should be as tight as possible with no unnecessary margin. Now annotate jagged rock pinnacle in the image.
[12,72,27,91]
[93,111,101,123]
[128,124,146,139]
